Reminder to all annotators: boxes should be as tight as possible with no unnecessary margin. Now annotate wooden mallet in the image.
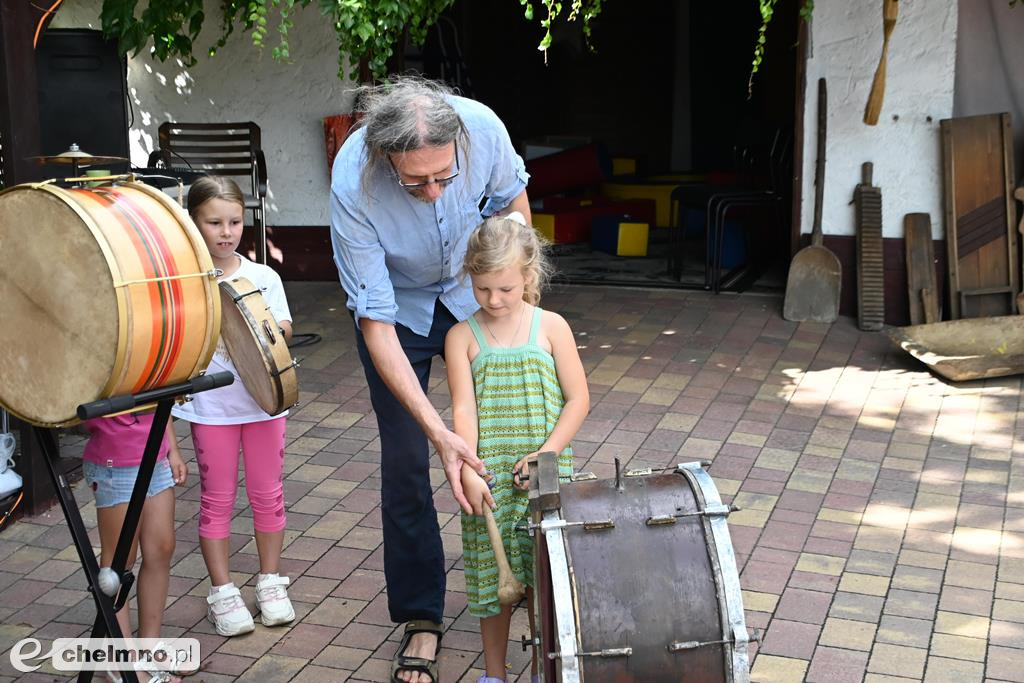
[482,479,526,605]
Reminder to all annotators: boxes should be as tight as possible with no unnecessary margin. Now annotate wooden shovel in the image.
[864,0,899,125]
[784,78,841,323]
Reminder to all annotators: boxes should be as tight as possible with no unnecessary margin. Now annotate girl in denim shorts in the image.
[82,413,187,683]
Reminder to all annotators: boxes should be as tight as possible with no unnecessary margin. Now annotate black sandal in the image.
[391,619,443,683]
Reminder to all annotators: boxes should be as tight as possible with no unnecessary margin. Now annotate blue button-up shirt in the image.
[329,96,529,337]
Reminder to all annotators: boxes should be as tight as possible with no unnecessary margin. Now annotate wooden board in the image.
[904,213,939,324]
[941,113,1018,319]
[1018,186,1024,313]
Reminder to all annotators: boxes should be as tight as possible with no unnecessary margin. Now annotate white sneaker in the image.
[255,573,295,626]
[206,583,255,636]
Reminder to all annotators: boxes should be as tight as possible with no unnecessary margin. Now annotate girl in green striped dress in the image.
[445,212,590,683]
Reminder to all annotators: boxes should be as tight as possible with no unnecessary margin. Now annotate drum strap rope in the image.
[115,270,219,288]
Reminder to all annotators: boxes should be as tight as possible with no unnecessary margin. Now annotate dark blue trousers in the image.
[354,300,457,625]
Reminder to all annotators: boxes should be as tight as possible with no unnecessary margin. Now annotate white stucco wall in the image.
[801,0,958,239]
[51,0,356,226]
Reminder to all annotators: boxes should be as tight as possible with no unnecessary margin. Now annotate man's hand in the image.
[432,428,484,514]
[461,466,495,517]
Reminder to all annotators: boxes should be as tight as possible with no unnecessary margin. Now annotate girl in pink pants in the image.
[172,176,295,637]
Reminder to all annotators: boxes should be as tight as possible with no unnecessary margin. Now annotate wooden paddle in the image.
[864,0,899,125]
[784,78,841,323]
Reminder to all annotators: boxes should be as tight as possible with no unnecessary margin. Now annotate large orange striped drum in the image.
[0,181,220,426]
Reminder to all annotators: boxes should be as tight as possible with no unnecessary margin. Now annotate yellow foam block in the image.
[533,213,555,243]
[617,222,649,256]
[612,157,637,176]
[600,182,680,227]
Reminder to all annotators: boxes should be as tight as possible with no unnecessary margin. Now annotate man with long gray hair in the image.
[329,77,530,683]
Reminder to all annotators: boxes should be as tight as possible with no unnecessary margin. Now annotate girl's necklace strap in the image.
[483,303,527,348]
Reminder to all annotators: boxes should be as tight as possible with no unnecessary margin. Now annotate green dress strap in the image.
[466,314,490,353]
[528,305,543,345]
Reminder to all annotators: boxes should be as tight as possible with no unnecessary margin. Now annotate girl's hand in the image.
[512,452,539,491]
[166,420,186,486]
[461,466,495,516]
[169,451,188,486]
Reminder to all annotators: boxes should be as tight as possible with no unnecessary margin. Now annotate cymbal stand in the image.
[32,371,233,683]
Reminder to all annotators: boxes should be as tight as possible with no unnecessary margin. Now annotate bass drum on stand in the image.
[0,180,220,426]
[528,454,753,682]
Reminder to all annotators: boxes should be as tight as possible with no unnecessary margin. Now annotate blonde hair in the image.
[463,215,552,305]
[187,175,245,219]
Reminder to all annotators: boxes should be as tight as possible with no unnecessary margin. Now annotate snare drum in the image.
[529,454,752,682]
[0,181,220,426]
[218,276,298,416]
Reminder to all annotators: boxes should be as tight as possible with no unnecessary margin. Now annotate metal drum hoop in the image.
[678,462,752,680]
[541,506,582,683]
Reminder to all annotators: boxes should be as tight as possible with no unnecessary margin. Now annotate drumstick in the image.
[483,505,526,605]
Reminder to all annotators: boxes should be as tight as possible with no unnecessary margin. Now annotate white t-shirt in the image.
[172,254,293,425]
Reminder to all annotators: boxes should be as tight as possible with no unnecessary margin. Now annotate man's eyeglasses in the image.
[391,142,460,189]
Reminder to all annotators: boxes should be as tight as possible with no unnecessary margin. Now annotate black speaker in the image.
[35,28,129,175]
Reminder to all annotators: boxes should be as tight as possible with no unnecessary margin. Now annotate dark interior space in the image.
[35,29,130,179]
[413,0,801,293]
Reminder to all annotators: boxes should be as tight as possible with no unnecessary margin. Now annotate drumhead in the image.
[219,277,295,415]
[0,186,118,425]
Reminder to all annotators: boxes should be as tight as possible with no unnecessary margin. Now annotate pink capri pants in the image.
[191,418,287,539]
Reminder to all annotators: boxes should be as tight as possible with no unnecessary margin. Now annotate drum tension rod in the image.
[527,518,615,532]
[231,288,266,302]
[668,629,761,652]
[668,638,733,652]
[646,503,738,527]
[521,635,540,652]
[269,358,301,379]
[515,470,597,484]
[548,647,632,660]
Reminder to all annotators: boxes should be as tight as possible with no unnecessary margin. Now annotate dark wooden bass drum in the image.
[528,454,753,682]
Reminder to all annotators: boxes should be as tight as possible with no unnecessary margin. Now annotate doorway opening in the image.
[414,0,801,292]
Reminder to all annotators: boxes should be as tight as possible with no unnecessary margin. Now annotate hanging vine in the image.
[99,0,605,82]
[748,0,814,98]
[99,0,821,87]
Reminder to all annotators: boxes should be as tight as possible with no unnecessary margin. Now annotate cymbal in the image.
[28,143,128,166]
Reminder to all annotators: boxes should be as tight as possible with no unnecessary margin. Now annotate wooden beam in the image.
[1,1,54,517]
[0,0,43,185]
[790,16,809,257]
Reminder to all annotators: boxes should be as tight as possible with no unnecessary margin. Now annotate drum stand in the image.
[32,372,233,683]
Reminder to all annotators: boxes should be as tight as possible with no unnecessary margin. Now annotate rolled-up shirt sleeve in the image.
[480,110,530,217]
[329,188,398,326]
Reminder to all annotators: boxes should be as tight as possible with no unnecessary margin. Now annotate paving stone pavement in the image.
[1,281,1022,682]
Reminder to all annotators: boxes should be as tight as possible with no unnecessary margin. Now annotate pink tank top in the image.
[82,414,170,467]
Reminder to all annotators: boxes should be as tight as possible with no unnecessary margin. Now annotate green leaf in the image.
[99,0,598,82]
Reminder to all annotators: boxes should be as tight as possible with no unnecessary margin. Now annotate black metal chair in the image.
[148,121,269,263]
[702,131,790,292]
